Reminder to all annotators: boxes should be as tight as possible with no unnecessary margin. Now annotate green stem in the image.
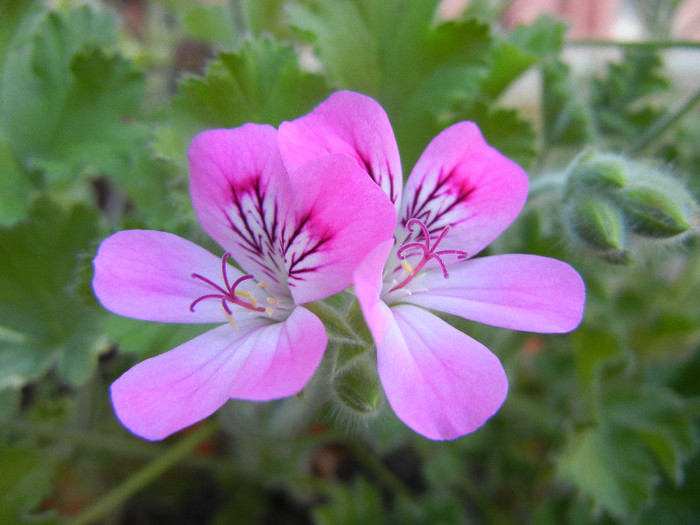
[67,421,218,525]
[628,87,700,153]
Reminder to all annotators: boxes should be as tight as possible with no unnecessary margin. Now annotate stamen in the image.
[257,281,269,288]
[390,219,468,292]
[266,297,280,305]
[224,310,238,329]
[190,253,266,315]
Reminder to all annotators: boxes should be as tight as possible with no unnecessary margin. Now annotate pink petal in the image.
[111,306,326,440]
[378,305,508,440]
[285,155,396,304]
[399,122,528,256]
[279,91,403,208]
[93,230,237,323]
[404,254,585,333]
[353,239,396,341]
[188,124,293,289]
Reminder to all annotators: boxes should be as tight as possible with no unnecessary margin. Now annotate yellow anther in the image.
[401,260,415,275]
[235,289,252,299]
[224,311,238,330]
[249,297,258,308]
[265,307,273,316]
[266,297,280,305]
[257,281,269,288]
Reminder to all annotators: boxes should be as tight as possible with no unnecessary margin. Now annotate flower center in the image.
[190,253,280,327]
[389,218,468,292]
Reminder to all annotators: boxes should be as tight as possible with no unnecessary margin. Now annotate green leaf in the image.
[290,1,495,166]
[542,59,593,149]
[0,127,33,226]
[480,16,566,100]
[572,327,621,388]
[0,4,147,181]
[603,386,697,484]
[558,426,659,519]
[103,315,211,359]
[0,197,106,389]
[160,38,329,166]
[313,477,387,525]
[0,444,56,524]
[181,2,238,48]
[591,48,670,139]
[455,102,537,168]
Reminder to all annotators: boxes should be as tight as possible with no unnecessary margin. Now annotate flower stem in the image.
[628,86,700,153]
[67,421,218,525]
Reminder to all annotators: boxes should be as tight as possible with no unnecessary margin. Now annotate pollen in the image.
[224,311,238,330]
[257,281,269,288]
[235,289,252,299]
[401,260,415,275]
[266,297,280,305]
[265,307,273,316]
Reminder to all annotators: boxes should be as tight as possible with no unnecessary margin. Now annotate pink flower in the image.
[279,92,585,440]
[93,123,396,440]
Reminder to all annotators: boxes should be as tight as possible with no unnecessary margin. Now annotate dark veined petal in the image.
[400,122,528,257]
[279,90,403,209]
[283,154,396,304]
[189,124,292,291]
[188,125,396,305]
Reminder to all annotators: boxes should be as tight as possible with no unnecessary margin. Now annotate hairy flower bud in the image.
[566,197,626,253]
[333,359,382,415]
[619,183,696,239]
[565,150,627,197]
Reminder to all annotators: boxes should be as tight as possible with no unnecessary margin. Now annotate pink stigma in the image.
[390,218,468,292]
[190,253,265,314]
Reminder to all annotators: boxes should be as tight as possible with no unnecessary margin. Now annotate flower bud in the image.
[566,197,626,252]
[618,184,696,239]
[333,359,382,415]
[565,150,627,197]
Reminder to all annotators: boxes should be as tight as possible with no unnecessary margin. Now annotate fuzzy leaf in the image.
[591,49,670,139]
[0,197,106,389]
[158,38,329,166]
[0,4,147,181]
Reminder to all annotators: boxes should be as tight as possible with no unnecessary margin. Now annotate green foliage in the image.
[0,444,57,524]
[0,4,148,183]
[591,49,670,140]
[0,197,107,393]
[0,1,699,524]
[155,37,329,167]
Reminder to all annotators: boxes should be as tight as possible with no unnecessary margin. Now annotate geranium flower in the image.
[93,123,396,440]
[279,92,585,440]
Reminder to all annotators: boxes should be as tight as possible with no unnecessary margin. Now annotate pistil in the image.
[390,219,468,292]
[190,253,267,315]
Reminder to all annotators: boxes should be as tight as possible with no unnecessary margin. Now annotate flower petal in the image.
[188,124,293,289]
[399,122,528,256]
[110,307,326,440]
[279,91,403,208]
[377,305,508,440]
[353,239,396,341]
[284,155,397,304]
[403,254,585,333]
[93,230,237,323]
